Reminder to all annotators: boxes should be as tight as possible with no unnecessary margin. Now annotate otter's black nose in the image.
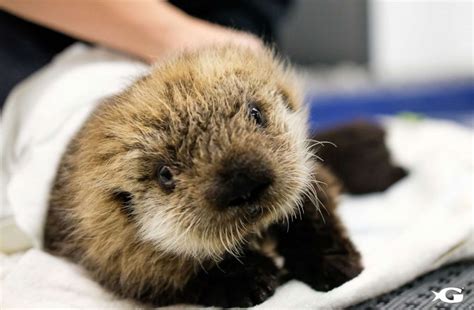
[212,165,273,209]
[225,172,271,207]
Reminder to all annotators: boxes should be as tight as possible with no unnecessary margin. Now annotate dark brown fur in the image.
[312,121,407,194]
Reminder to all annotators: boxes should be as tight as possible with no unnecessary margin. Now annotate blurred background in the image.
[276,0,473,130]
[1,0,472,127]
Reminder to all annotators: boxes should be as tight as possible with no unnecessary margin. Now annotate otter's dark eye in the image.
[157,165,175,190]
[249,104,265,127]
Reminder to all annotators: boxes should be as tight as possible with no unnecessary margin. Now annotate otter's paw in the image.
[308,253,363,292]
[198,252,279,307]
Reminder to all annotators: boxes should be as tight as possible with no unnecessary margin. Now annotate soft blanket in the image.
[1,44,473,309]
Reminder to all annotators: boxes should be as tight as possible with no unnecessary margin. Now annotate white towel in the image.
[1,44,473,309]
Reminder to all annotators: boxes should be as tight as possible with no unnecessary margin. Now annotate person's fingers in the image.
[144,19,264,63]
[233,33,264,51]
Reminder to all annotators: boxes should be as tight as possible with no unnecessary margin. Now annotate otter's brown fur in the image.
[44,46,365,307]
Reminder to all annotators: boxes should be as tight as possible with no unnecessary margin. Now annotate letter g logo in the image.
[431,287,464,304]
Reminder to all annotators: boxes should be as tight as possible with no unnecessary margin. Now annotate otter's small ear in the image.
[111,190,135,219]
[277,78,303,112]
[277,87,295,111]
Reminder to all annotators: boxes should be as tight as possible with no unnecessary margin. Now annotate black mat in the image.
[351,260,474,310]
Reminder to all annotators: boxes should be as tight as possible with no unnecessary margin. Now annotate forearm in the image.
[0,0,185,61]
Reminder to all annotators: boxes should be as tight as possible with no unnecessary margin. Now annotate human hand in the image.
[142,4,264,63]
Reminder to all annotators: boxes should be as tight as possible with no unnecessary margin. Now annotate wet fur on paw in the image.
[312,121,407,194]
[189,251,280,307]
[273,165,363,292]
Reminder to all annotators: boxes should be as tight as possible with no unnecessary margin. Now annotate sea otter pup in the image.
[44,46,402,307]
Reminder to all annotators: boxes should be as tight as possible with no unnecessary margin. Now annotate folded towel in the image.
[1,44,148,249]
[1,44,472,308]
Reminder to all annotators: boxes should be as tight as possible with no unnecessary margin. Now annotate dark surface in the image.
[351,260,474,310]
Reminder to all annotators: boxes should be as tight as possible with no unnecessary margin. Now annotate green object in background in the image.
[397,112,425,122]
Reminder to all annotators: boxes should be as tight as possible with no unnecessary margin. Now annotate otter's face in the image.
[90,47,313,259]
